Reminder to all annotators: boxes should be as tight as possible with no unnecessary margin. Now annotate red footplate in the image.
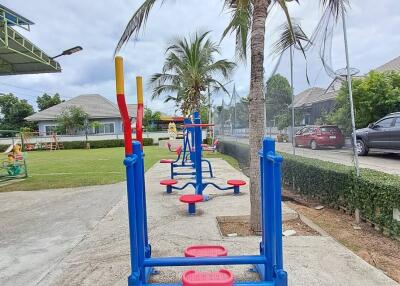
[182,269,234,286]
[184,245,228,257]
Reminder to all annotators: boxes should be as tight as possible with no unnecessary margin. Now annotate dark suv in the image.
[355,112,400,156]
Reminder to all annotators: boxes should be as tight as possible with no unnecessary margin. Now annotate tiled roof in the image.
[375,56,400,72]
[25,94,122,121]
[292,87,325,108]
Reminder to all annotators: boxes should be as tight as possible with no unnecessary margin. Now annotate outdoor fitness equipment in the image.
[115,56,287,286]
[160,118,213,179]
[160,113,245,197]
[0,130,28,182]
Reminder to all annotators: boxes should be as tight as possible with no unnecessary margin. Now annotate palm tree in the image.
[149,32,236,115]
[114,0,349,231]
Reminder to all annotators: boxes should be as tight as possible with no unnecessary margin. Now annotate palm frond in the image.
[271,18,310,56]
[114,0,164,56]
[221,0,252,60]
[321,0,349,19]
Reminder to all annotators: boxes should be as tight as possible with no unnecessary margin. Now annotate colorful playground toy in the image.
[160,121,213,179]
[1,131,28,182]
[159,112,246,196]
[114,56,288,286]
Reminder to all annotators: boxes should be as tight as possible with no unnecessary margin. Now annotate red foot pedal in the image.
[184,245,228,257]
[182,269,234,286]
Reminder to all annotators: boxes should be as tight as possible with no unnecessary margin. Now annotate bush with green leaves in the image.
[217,140,400,235]
[328,71,400,135]
[281,152,400,235]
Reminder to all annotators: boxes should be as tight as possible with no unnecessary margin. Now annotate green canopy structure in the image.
[0,4,61,76]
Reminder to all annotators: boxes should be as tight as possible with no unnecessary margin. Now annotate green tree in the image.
[149,32,235,115]
[143,108,161,131]
[56,106,88,135]
[114,0,348,231]
[265,74,292,124]
[0,93,34,133]
[329,71,400,135]
[37,93,63,111]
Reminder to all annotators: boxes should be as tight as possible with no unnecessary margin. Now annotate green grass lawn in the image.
[0,147,239,192]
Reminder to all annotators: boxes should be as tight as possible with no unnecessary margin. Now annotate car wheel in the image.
[310,140,318,150]
[335,144,343,149]
[356,139,368,156]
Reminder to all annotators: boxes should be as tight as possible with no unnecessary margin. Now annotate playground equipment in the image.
[168,122,178,139]
[202,138,219,152]
[160,112,245,198]
[0,130,28,182]
[115,56,287,285]
[160,119,213,179]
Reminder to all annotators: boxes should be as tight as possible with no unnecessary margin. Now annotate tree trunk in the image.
[249,0,269,232]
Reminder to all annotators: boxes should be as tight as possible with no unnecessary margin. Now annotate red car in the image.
[295,125,345,150]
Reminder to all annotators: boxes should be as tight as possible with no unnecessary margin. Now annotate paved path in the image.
[0,159,398,286]
[0,184,125,286]
[223,137,400,175]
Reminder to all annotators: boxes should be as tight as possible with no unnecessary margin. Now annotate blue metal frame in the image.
[166,117,214,179]
[122,137,287,285]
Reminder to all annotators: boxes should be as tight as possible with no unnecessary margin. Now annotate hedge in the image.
[218,140,400,236]
[282,152,400,235]
[63,138,154,149]
[0,138,154,152]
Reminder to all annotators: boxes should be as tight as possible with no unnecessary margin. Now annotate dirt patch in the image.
[217,215,319,237]
[285,201,400,283]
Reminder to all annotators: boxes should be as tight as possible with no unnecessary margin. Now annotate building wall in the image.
[37,118,124,135]
[296,99,336,125]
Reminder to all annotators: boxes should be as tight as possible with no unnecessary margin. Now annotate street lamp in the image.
[51,46,83,59]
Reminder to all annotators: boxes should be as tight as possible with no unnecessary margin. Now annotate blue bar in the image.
[193,112,203,195]
[123,155,140,284]
[133,142,146,282]
[273,155,284,270]
[263,138,275,280]
[144,255,267,267]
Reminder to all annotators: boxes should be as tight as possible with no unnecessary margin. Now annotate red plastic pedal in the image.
[182,269,234,286]
[184,245,228,257]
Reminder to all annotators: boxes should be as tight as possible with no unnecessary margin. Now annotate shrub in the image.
[281,152,400,235]
[218,140,400,235]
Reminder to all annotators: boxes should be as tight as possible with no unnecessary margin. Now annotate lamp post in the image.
[51,46,83,59]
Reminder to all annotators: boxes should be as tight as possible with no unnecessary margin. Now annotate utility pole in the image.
[341,5,360,177]
[290,45,296,156]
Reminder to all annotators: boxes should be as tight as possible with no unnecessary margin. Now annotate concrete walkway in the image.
[0,159,398,286]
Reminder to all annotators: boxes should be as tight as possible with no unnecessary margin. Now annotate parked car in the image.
[295,125,345,150]
[355,112,400,156]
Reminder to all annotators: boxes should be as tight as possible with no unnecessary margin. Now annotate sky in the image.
[1,0,400,115]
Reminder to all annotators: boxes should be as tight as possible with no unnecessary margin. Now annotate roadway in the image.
[221,136,400,176]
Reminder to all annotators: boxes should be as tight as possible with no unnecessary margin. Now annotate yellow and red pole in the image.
[136,76,144,147]
[115,56,133,155]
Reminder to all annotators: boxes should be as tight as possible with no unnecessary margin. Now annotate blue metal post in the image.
[273,154,287,286]
[193,112,203,195]
[263,138,276,280]
[182,118,191,166]
[259,148,265,257]
[124,155,140,285]
[133,142,146,283]
[188,203,196,214]
[139,145,151,258]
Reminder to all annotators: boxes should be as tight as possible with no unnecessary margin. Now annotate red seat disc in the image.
[160,159,174,163]
[160,179,178,186]
[179,194,203,203]
[227,179,246,186]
